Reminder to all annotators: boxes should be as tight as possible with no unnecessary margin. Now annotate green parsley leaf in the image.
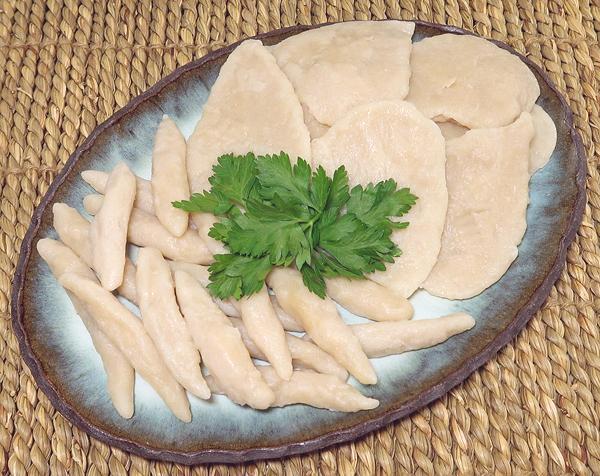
[207,254,271,300]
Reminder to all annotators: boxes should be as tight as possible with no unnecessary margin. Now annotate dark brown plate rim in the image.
[11,20,587,465]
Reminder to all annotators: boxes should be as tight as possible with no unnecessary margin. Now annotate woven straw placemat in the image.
[1,0,599,474]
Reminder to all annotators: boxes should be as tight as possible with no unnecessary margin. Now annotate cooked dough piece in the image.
[53,202,136,301]
[239,288,293,380]
[436,121,469,140]
[37,238,135,418]
[351,313,475,358]
[90,162,136,290]
[312,101,447,297]
[186,39,310,194]
[272,21,414,125]
[84,196,212,264]
[326,277,413,321]
[151,116,189,237]
[267,268,376,385]
[229,317,348,381]
[52,203,93,264]
[136,248,210,399]
[207,367,378,412]
[82,170,154,214]
[174,271,275,409]
[270,295,303,332]
[529,104,556,174]
[302,103,329,139]
[423,113,535,299]
[407,34,539,128]
[59,272,191,421]
[166,261,240,317]
[190,213,226,254]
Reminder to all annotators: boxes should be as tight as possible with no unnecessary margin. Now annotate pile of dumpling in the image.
[40,21,556,421]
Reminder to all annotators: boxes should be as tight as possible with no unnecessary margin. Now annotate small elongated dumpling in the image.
[351,313,475,358]
[270,295,303,332]
[436,121,469,141]
[174,271,275,409]
[59,272,191,421]
[82,170,154,214]
[529,104,556,174]
[229,317,348,381]
[151,116,189,237]
[37,238,135,418]
[136,248,210,399]
[272,21,415,126]
[206,367,378,412]
[407,34,539,128]
[267,268,376,385]
[53,202,136,301]
[312,101,447,298]
[423,113,535,299]
[52,203,93,265]
[84,196,212,265]
[90,163,136,290]
[326,278,413,321]
[239,288,293,380]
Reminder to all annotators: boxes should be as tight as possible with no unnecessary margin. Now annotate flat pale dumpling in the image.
[312,101,447,298]
[407,34,540,128]
[423,113,535,299]
[187,39,310,194]
[436,121,469,141]
[271,21,415,126]
[529,104,556,174]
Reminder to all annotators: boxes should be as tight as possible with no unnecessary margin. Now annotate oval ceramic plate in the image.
[12,21,585,464]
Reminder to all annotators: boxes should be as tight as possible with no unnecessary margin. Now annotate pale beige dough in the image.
[271,21,414,126]
[423,113,535,299]
[60,272,191,421]
[302,103,329,139]
[37,238,135,418]
[436,121,469,140]
[407,34,540,128]
[229,317,348,381]
[174,270,275,409]
[151,115,190,237]
[136,248,210,399]
[90,162,136,290]
[529,104,556,174]
[82,170,154,214]
[267,268,376,385]
[206,367,378,412]
[312,101,447,298]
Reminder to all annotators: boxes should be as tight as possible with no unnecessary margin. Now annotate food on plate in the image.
[37,238,135,418]
[174,270,275,409]
[529,104,557,174]
[136,248,211,399]
[89,162,136,290]
[151,115,190,236]
[272,21,414,125]
[239,288,293,380]
[312,100,447,298]
[38,24,558,420]
[82,169,154,214]
[207,367,378,412]
[436,121,469,140]
[267,267,377,385]
[406,33,540,128]
[59,272,192,421]
[423,113,535,299]
[325,277,413,321]
[349,313,475,358]
[84,197,212,264]
[229,317,348,381]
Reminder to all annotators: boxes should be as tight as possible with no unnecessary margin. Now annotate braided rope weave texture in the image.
[1,0,600,474]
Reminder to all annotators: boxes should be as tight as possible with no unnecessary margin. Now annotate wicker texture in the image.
[1,0,599,474]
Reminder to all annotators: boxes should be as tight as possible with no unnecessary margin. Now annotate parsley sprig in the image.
[173,152,417,299]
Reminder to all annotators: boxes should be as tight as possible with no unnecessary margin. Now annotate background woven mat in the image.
[1,0,599,474]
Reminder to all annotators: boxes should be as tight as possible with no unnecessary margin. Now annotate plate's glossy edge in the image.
[11,20,587,465]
